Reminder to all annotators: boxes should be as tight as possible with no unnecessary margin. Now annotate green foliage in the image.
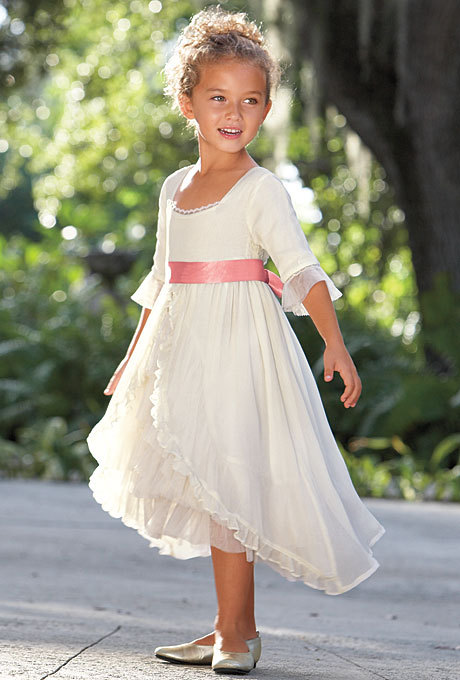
[0,0,272,255]
[0,417,93,480]
[419,272,460,374]
[0,234,139,480]
[1,0,194,247]
[340,434,460,502]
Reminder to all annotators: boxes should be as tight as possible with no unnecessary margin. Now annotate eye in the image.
[210,95,258,104]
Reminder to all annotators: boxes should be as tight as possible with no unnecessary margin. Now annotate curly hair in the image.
[162,4,282,133]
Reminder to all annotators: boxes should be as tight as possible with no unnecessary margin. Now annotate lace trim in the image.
[169,198,220,214]
[282,264,343,317]
[130,272,164,309]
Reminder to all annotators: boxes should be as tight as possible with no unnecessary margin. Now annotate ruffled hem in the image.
[88,283,385,596]
[130,269,164,309]
[282,264,342,317]
[89,451,385,595]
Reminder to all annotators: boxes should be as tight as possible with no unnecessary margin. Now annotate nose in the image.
[224,100,242,121]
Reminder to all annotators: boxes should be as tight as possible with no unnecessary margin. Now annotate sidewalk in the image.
[0,479,459,680]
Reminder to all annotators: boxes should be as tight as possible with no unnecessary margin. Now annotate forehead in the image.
[197,59,266,89]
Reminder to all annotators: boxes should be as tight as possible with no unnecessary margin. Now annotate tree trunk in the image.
[284,0,460,297]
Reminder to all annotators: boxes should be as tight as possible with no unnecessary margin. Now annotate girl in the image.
[87,5,385,675]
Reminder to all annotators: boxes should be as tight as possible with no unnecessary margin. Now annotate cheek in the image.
[200,105,221,121]
[248,107,265,123]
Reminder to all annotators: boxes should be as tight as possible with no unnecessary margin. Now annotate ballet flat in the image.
[154,640,213,665]
[155,632,261,666]
[212,644,256,675]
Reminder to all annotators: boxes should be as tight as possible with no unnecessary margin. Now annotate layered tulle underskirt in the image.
[87,280,385,595]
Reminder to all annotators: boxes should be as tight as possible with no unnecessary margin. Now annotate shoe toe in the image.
[155,642,213,665]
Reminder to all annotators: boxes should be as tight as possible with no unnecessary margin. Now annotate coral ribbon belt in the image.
[168,259,283,298]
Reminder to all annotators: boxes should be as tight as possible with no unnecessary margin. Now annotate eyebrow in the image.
[205,88,264,96]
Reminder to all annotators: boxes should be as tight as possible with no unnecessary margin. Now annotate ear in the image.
[178,93,195,120]
[261,98,272,123]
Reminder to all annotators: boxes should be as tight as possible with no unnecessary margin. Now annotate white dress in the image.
[87,163,385,596]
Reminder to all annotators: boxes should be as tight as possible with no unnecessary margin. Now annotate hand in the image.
[103,356,129,396]
[323,341,362,408]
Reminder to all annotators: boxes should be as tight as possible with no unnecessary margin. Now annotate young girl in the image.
[87,5,385,675]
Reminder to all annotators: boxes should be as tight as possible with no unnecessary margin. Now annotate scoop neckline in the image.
[168,164,264,216]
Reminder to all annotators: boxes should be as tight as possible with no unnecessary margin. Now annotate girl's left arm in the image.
[247,172,361,408]
[302,280,361,408]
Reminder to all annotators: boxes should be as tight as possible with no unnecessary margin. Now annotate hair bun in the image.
[183,5,265,50]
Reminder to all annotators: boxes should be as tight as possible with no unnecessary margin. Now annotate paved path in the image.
[0,480,459,680]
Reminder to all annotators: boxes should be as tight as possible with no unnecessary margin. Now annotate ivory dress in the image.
[87,162,385,595]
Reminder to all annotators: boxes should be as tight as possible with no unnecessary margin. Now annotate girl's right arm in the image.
[104,175,167,396]
[103,306,151,395]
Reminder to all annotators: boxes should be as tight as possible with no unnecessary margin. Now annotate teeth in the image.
[220,128,241,133]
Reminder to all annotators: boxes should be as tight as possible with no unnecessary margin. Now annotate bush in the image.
[0,235,138,480]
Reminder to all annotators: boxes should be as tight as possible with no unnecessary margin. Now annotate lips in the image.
[218,128,242,138]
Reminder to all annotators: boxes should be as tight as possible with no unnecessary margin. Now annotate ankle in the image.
[214,619,257,640]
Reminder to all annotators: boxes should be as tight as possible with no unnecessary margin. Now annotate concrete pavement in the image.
[0,480,459,679]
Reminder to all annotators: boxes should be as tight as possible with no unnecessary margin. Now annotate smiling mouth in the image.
[218,128,242,137]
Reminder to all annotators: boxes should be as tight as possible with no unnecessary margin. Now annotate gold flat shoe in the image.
[212,644,255,675]
[155,632,261,666]
[247,633,261,665]
[154,641,214,665]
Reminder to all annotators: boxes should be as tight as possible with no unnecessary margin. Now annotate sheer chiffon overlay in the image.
[87,163,385,594]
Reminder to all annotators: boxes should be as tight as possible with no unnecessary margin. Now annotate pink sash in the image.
[168,259,283,298]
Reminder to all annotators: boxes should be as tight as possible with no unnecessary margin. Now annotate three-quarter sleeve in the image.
[247,172,342,316]
[130,179,167,309]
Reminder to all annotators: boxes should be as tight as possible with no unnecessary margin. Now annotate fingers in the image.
[324,361,335,382]
[324,346,362,408]
[103,375,117,396]
[339,365,361,408]
[103,359,129,396]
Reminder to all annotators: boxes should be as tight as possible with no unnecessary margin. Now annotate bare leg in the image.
[192,546,257,651]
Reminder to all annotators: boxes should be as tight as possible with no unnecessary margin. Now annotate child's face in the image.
[179,58,272,153]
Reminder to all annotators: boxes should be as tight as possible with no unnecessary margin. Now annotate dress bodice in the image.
[130,162,342,316]
[166,165,270,264]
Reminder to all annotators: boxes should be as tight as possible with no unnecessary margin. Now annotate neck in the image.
[195,144,252,175]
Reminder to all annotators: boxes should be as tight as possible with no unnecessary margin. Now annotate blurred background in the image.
[0,0,459,500]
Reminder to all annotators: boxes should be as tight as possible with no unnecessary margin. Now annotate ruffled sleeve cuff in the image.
[282,263,342,317]
[130,270,164,309]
